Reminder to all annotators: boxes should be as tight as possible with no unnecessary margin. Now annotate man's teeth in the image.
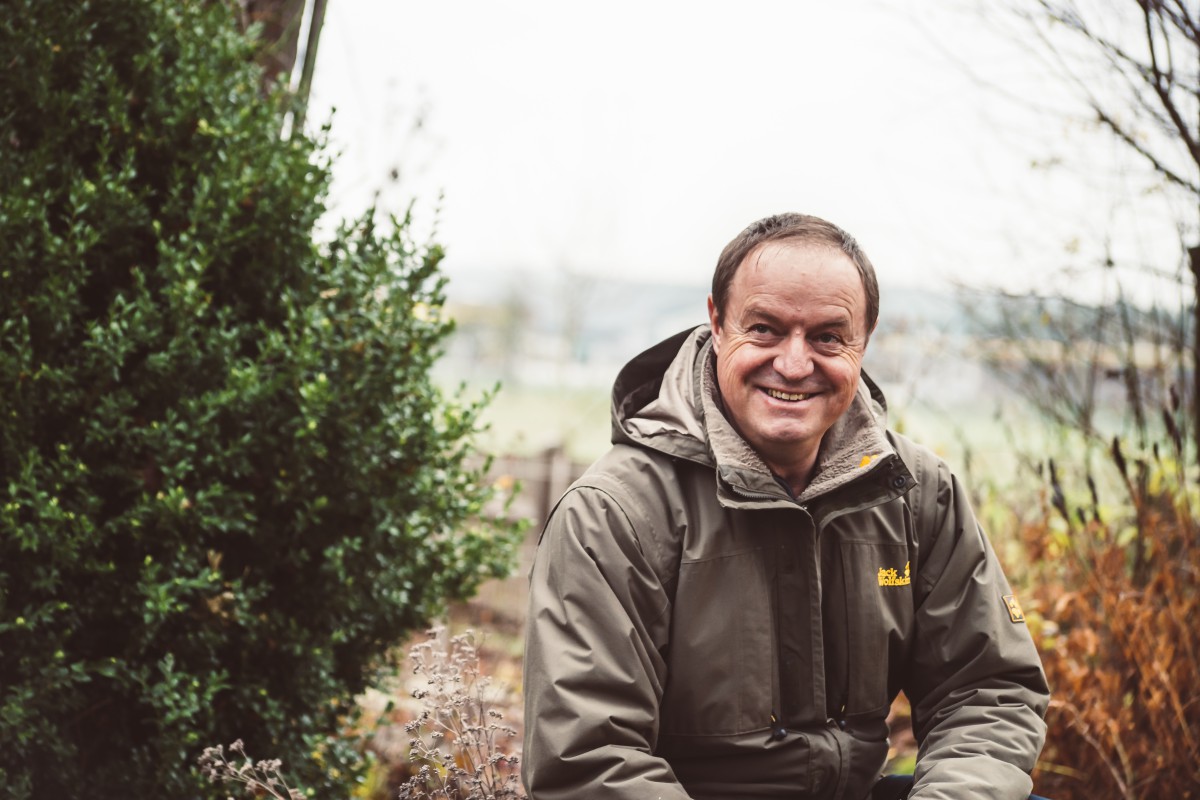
[766,389,811,402]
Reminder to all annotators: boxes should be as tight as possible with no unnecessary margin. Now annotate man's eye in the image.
[815,332,841,344]
[749,324,772,335]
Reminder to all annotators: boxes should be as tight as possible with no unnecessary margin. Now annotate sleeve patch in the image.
[1003,594,1026,624]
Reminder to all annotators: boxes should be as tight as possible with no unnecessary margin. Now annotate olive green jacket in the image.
[522,327,1048,800]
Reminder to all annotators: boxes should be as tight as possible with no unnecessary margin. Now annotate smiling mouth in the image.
[764,388,814,402]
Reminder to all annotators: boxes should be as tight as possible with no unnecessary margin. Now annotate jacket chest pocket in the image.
[660,548,776,736]
[838,541,913,716]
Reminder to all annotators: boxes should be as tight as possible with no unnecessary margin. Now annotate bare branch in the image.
[1141,2,1200,170]
[1096,108,1200,194]
[1031,0,1200,190]
[1160,0,1199,39]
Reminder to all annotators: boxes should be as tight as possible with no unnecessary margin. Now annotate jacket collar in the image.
[613,326,914,511]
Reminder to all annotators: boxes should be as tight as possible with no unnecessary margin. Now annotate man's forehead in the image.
[744,238,852,269]
[736,241,864,295]
[728,242,868,334]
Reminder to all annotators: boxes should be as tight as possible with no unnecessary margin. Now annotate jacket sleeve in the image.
[904,458,1050,800]
[522,483,692,800]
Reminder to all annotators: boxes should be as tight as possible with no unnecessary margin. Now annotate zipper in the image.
[772,502,823,732]
[728,483,791,503]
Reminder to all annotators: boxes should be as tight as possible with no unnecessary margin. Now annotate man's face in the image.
[708,240,870,475]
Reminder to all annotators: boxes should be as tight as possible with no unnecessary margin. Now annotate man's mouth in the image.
[764,388,814,402]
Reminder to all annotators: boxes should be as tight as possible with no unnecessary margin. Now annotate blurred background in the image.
[309,0,1188,464]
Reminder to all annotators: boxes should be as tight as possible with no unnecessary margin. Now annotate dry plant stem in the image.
[1049,701,1131,800]
[197,739,304,800]
[1104,718,1135,799]
[399,627,524,800]
[194,633,528,800]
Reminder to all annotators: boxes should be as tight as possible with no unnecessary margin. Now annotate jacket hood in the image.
[611,325,912,507]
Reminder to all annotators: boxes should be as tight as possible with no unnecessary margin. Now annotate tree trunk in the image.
[1190,245,1200,466]
[290,0,328,133]
[244,0,309,93]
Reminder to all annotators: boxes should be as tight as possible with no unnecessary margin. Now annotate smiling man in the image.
[522,213,1049,800]
[708,237,872,496]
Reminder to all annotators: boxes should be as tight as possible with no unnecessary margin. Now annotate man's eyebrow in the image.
[740,305,785,325]
[742,304,854,330]
[813,314,854,330]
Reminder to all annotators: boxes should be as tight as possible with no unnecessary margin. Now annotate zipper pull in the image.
[768,711,788,742]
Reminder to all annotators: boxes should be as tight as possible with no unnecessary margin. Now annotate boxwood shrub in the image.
[0,1,519,796]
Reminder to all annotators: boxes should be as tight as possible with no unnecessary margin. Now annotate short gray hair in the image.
[711,213,879,335]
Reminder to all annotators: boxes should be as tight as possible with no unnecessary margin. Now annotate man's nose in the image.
[774,334,814,380]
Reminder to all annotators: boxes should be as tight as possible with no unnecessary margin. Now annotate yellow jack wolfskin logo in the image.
[878,561,911,587]
[1003,594,1026,623]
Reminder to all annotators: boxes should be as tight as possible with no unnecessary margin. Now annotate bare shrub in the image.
[1024,441,1199,799]
[197,739,304,800]
[397,628,525,800]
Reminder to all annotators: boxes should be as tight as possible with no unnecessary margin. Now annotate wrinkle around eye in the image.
[741,324,778,340]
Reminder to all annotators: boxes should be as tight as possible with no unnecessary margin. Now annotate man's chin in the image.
[746,426,820,453]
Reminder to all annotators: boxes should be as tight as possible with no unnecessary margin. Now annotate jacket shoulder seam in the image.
[562,472,680,614]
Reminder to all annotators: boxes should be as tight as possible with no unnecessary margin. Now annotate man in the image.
[522,213,1049,800]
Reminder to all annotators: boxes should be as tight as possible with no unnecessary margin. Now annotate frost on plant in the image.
[197,739,304,800]
[398,627,525,800]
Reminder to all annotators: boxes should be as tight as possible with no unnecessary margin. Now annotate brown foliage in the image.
[1023,458,1200,799]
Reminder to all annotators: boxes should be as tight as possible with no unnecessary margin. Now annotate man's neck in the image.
[763,451,819,499]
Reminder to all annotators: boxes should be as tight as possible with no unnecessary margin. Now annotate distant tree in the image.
[0,1,518,798]
[997,0,1200,454]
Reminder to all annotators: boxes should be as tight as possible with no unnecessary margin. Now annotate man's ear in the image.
[707,295,721,355]
[864,318,878,349]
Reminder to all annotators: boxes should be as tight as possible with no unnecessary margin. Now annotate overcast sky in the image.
[308,0,1187,304]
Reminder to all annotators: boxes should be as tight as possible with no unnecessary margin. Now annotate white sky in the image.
[308,0,1191,303]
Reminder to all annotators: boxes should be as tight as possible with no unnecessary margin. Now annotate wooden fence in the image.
[465,445,589,627]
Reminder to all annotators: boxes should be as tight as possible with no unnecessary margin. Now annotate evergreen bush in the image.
[0,1,519,796]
